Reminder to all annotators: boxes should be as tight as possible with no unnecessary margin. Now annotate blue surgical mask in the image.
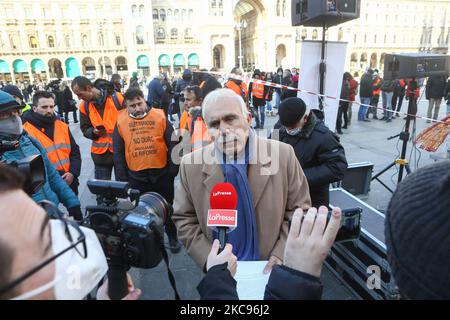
[286,127,301,136]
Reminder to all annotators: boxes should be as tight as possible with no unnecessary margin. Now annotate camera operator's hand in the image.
[207,239,237,277]
[284,206,341,278]
[97,273,142,300]
[61,172,74,186]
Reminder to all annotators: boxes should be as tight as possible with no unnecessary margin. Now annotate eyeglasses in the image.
[0,109,22,120]
[0,201,86,296]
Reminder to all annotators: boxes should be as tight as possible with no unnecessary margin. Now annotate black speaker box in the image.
[383,53,450,80]
[292,0,361,28]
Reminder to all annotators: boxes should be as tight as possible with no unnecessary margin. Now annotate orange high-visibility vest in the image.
[399,79,406,88]
[373,78,382,96]
[225,80,248,101]
[251,82,264,99]
[116,108,168,171]
[23,120,71,172]
[180,110,211,152]
[80,93,124,154]
[179,110,189,133]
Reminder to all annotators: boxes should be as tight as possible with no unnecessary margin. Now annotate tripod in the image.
[371,78,417,193]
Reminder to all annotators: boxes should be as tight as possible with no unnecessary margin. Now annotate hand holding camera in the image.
[284,206,341,278]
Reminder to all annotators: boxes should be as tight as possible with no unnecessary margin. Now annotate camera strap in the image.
[155,229,181,300]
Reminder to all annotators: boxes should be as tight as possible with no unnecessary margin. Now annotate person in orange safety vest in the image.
[179,85,211,155]
[71,76,124,193]
[22,91,82,197]
[113,88,181,253]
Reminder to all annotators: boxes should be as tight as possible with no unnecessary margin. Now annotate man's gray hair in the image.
[202,88,249,124]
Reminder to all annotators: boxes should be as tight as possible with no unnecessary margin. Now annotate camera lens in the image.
[139,192,171,225]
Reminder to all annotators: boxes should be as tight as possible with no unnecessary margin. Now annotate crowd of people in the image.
[0,64,449,301]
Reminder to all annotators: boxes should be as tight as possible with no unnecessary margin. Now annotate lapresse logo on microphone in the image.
[212,191,232,197]
[207,209,238,228]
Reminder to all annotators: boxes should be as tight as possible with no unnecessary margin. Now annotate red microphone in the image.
[207,183,238,252]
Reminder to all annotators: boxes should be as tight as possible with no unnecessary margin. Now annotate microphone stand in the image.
[371,78,416,193]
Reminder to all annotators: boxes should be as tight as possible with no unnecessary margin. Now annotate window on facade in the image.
[312,29,318,40]
[171,28,178,39]
[65,35,70,48]
[29,36,38,48]
[153,9,158,20]
[188,9,193,18]
[82,34,88,47]
[364,34,367,43]
[9,34,18,49]
[156,27,165,39]
[160,9,166,21]
[136,26,144,44]
[167,9,172,19]
[132,5,137,18]
[374,35,377,43]
[99,33,104,46]
[47,36,55,48]
[139,5,145,17]
[210,0,217,16]
[174,9,179,20]
[384,34,387,43]
[24,7,32,18]
[184,28,193,39]
[301,29,307,40]
[354,34,357,43]
[393,35,396,44]
[282,0,286,17]
[181,9,186,20]
[276,0,281,16]
[219,0,224,16]
[42,8,50,19]
[338,28,343,41]
[116,35,121,46]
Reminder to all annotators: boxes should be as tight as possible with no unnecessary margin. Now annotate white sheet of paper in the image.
[235,261,270,300]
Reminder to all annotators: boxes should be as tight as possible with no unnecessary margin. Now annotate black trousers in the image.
[129,175,178,242]
[336,102,349,131]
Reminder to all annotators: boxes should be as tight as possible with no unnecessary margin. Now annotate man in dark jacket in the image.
[22,91,81,196]
[198,206,342,300]
[0,90,82,219]
[358,69,374,121]
[272,97,347,208]
[72,76,124,197]
[113,88,181,253]
[175,69,193,115]
[147,74,165,108]
[198,69,222,99]
[336,73,351,134]
[425,75,447,122]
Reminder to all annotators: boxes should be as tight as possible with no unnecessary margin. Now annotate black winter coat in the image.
[426,75,447,100]
[197,264,323,300]
[274,113,347,208]
[444,79,450,104]
[359,73,374,98]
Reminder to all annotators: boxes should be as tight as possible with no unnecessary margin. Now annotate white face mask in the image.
[286,127,301,136]
[12,220,108,300]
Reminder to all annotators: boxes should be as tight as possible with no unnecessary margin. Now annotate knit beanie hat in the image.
[1,84,23,101]
[385,160,450,299]
[0,90,21,113]
[278,97,306,127]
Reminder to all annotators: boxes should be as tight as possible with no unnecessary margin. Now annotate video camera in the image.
[1,140,46,195]
[84,179,172,299]
[46,79,62,93]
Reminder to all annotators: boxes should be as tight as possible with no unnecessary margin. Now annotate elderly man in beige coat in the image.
[172,88,311,272]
